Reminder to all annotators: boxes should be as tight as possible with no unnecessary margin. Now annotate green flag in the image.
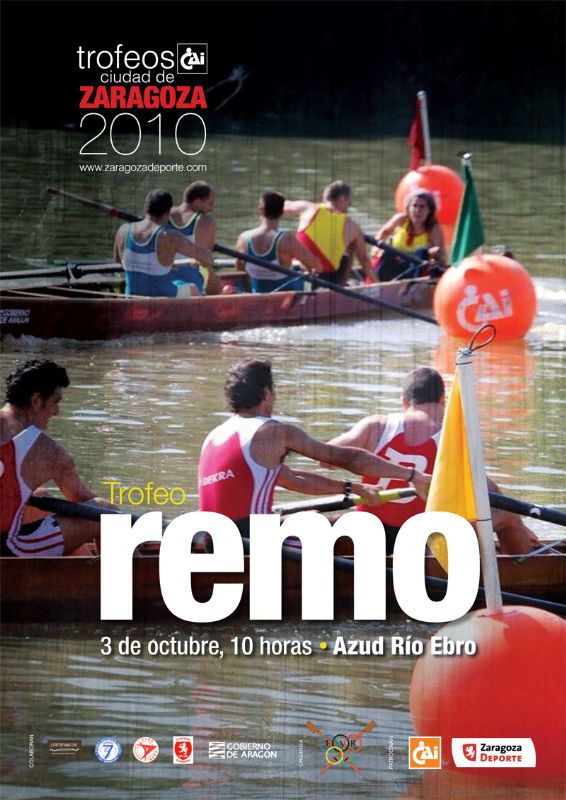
[450,161,485,266]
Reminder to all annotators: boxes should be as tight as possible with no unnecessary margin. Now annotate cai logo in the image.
[306,719,376,776]
[177,44,208,74]
[452,738,536,768]
[408,736,442,769]
[133,737,159,763]
[173,736,194,764]
[94,737,122,764]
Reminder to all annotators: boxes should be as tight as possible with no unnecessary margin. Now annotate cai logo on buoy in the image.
[173,736,194,764]
[452,738,536,768]
[408,736,442,769]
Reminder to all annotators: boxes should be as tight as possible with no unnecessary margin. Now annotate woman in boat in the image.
[372,190,447,281]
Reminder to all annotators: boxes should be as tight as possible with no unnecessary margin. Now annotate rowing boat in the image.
[1,546,563,624]
[0,265,434,340]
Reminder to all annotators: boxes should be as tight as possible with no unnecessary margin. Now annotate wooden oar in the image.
[45,187,438,325]
[26,495,566,615]
[1,262,125,282]
[273,488,416,515]
[47,187,140,222]
[214,243,438,325]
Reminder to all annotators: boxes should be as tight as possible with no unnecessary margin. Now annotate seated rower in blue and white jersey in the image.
[234,191,321,294]
[113,189,219,297]
[167,181,220,295]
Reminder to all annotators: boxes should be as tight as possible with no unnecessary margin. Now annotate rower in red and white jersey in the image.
[328,367,539,555]
[0,425,65,555]
[199,415,281,519]
[356,411,440,529]
[0,359,116,556]
[198,359,430,532]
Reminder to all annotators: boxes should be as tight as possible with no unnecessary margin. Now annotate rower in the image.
[373,190,447,281]
[113,189,219,297]
[327,367,540,554]
[0,359,116,556]
[197,359,430,535]
[234,191,321,293]
[284,181,377,285]
[168,181,221,295]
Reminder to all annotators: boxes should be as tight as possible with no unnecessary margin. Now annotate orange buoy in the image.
[395,166,463,245]
[410,606,566,781]
[433,254,537,340]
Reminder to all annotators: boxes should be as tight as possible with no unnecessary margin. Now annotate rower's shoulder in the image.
[197,213,216,229]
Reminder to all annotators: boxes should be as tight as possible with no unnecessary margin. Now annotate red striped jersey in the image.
[357,413,440,527]
[198,416,281,519]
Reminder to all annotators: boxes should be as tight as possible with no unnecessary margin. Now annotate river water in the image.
[1,128,565,799]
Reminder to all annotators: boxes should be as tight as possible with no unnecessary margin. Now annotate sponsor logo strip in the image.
[452,738,536,768]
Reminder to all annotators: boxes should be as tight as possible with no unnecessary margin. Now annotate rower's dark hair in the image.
[323,180,351,203]
[402,367,444,405]
[225,359,274,412]
[5,359,70,407]
[184,181,213,204]
[144,189,173,216]
[261,190,285,220]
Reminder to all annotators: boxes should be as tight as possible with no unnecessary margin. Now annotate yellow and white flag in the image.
[426,374,477,570]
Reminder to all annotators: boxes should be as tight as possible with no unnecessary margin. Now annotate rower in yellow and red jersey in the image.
[284,180,376,285]
[372,190,447,281]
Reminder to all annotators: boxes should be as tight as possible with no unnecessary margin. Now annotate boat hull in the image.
[1,551,563,624]
[0,278,434,340]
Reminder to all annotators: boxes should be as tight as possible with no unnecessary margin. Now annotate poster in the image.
[1,2,565,799]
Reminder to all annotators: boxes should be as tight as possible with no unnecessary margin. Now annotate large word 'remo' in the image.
[100,511,480,623]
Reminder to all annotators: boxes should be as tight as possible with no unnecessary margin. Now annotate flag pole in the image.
[456,328,502,612]
[417,90,432,164]
[450,152,485,266]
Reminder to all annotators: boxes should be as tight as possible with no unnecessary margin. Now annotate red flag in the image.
[408,98,425,170]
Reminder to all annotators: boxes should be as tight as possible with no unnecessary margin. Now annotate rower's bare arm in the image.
[325,416,385,460]
[428,223,447,265]
[203,266,222,295]
[234,234,247,270]
[349,223,376,282]
[195,216,217,251]
[52,447,114,508]
[282,423,423,484]
[170,231,215,268]
[277,465,383,503]
[283,200,312,217]
[113,225,127,263]
[376,213,404,241]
